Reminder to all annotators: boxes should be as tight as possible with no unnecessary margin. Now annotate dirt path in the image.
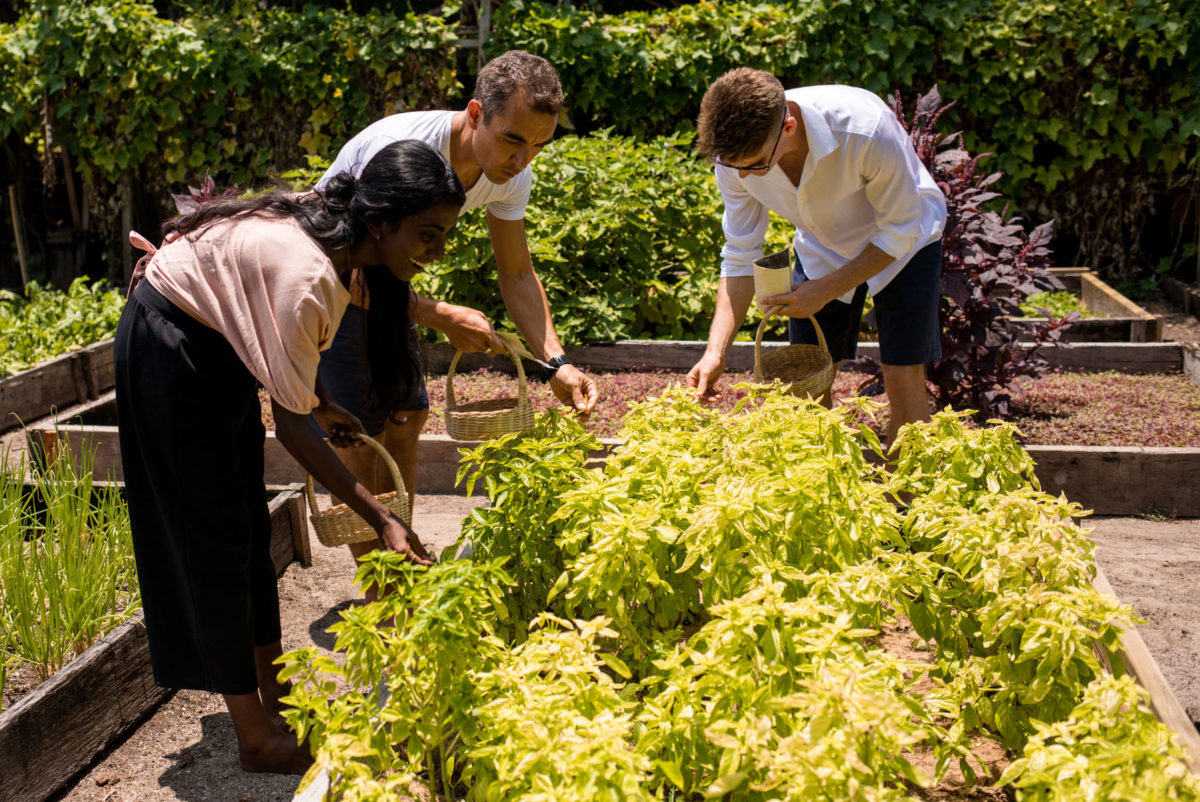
[1088,515,1200,723]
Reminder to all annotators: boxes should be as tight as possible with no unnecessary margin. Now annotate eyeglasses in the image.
[714,104,788,173]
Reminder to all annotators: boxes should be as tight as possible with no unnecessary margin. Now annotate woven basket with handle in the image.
[444,336,535,441]
[306,433,411,548]
[754,305,837,399]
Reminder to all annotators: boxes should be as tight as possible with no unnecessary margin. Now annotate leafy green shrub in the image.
[1001,675,1200,800]
[0,1,458,214]
[456,410,599,634]
[463,615,654,801]
[0,277,125,377]
[637,575,936,798]
[279,392,1195,798]
[423,130,724,343]
[279,556,513,800]
[489,0,1199,189]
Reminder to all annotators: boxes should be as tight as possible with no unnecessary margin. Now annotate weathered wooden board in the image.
[1025,268,1164,342]
[1093,566,1200,773]
[78,339,116,399]
[0,351,89,434]
[0,339,117,435]
[1163,277,1200,317]
[0,487,306,802]
[0,617,167,802]
[1028,445,1200,517]
[1183,343,1200,391]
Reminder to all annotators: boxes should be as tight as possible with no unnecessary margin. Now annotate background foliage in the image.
[2,0,1197,325]
[489,0,1200,284]
[0,0,461,284]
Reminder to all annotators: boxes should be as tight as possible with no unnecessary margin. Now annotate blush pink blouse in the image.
[141,215,351,415]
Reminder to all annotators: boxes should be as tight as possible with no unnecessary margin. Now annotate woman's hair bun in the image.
[321,171,358,208]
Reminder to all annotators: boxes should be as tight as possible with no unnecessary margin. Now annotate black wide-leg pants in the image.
[115,281,280,695]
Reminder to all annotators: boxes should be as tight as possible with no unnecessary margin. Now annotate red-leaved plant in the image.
[849,87,1076,418]
[170,169,237,216]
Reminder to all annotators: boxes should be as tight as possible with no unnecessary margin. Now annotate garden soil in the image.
[45,503,1200,802]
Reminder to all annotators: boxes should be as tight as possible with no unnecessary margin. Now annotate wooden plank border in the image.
[0,338,116,435]
[1016,268,1164,342]
[0,351,89,435]
[1093,565,1200,773]
[0,487,307,802]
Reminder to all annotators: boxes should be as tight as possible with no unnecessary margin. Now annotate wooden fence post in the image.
[7,185,31,287]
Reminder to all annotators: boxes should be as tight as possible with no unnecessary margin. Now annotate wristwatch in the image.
[541,354,572,381]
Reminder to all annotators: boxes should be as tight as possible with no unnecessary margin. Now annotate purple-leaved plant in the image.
[848,87,1077,418]
[171,169,237,216]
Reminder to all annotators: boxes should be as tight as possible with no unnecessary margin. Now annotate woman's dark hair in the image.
[163,140,465,423]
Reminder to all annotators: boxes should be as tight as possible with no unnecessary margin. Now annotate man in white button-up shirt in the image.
[687,68,947,445]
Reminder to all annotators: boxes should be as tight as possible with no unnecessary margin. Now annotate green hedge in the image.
[488,0,1200,195]
[0,1,460,191]
[420,131,725,343]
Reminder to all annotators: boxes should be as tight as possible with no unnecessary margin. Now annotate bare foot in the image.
[260,687,293,732]
[238,730,313,775]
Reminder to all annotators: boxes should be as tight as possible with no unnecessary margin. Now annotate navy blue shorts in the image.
[789,241,942,366]
[310,303,429,437]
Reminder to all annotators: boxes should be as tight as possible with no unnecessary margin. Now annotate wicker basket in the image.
[754,305,837,399]
[444,347,535,441]
[306,433,411,548]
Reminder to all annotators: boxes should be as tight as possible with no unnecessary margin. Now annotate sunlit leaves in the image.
[280,389,1195,798]
[0,278,124,377]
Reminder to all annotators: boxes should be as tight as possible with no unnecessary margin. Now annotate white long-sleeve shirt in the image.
[718,85,946,299]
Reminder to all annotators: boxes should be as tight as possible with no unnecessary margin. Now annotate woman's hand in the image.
[312,396,365,449]
[378,517,435,565]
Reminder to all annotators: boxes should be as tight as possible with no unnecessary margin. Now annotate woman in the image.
[114,140,464,774]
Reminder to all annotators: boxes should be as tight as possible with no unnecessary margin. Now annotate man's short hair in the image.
[474,50,564,121]
[696,68,785,163]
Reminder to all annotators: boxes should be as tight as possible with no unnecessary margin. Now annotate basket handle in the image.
[445,336,529,411]
[753,306,830,381]
[304,432,410,525]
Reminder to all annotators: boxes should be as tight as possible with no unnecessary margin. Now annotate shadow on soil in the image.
[309,599,363,650]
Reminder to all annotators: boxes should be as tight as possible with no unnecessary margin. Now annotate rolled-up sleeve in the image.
[265,271,347,415]
[717,167,770,278]
[860,120,925,259]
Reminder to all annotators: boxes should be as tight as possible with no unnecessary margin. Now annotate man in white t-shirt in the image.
[315,50,598,571]
[687,68,947,446]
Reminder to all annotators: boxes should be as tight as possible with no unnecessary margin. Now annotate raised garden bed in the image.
[0,482,307,802]
[1011,267,1164,342]
[0,338,115,435]
[284,398,1199,800]
[30,346,1200,516]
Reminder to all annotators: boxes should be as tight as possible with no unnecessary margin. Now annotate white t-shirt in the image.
[718,85,946,298]
[316,110,531,221]
[144,216,350,415]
